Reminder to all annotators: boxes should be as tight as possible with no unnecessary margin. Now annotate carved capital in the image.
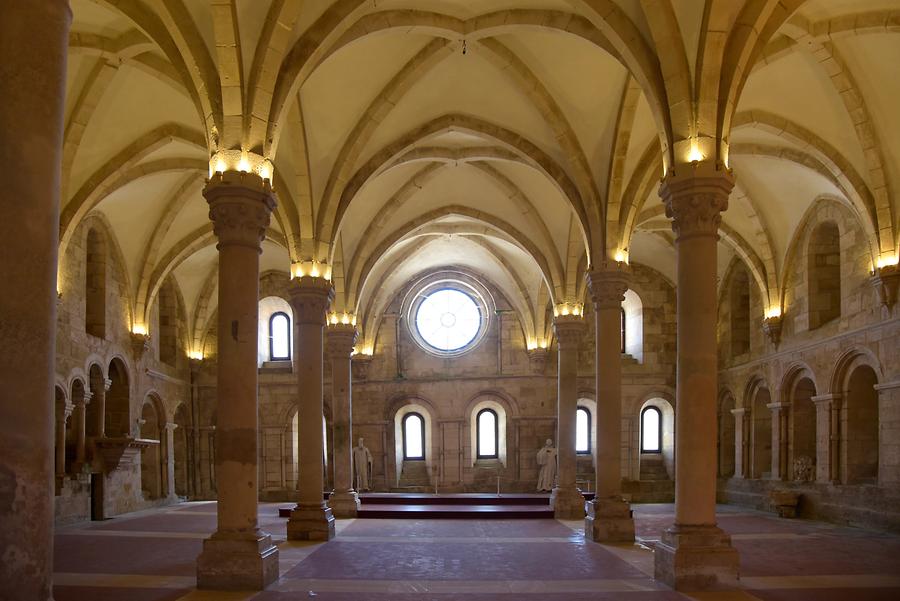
[553,314,586,350]
[130,332,150,361]
[352,354,373,381]
[204,171,276,252]
[526,348,548,375]
[326,323,358,359]
[658,161,734,240]
[587,261,630,309]
[289,276,335,326]
[762,315,782,347]
[870,264,899,308]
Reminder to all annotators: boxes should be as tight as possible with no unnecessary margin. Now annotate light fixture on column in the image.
[208,149,274,183]
[871,254,899,308]
[328,311,357,326]
[613,249,629,264]
[292,260,332,281]
[762,306,783,348]
[526,346,548,375]
[130,324,150,360]
[553,302,584,317]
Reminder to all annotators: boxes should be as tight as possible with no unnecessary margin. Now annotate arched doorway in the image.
[751,387,772,479]
[173,402,191,497]
[140,396,165,500]
[105,359,130,437]
[789,378,817,481]
[844,365,879,484]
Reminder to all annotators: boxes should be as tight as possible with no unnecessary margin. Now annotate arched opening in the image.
[55,385,68,476]
[641,406,662,453]
[790,378,817,481]
[730,267,751,357]
[173,402,191,497]
[269,312,291,361]
[140,397,164,500]
[258,296,293,366]
[751,387,773,478]
[67,380,85,473]
[576,406,591,454]
[476,409,498,459]
[105,359,130,437]
[719,393,736,478]
[85,227,107,339]
[622,289,643,362]
[87,363,105,439]
[403,413,425,460]
[845,365,879,484]
[157,278,178,367]
[807,221,841,330]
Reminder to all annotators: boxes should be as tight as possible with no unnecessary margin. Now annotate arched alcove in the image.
[719,392,736,478]
[67,380,85,473]
[85,227,107,339]
[86,363,105,438]
[105,359,130,437]
[622,289,643,362]
[844,365,879,484]
[140,396,164,500]
[258,296,293,366]
[393,403,434,488]
[790,377,817,481]
[751,387,773,479]
[730,267,751,357]
[157,278,178,367]
[639,397,675,480]
[807,221,841,330]
[173,402,191,497]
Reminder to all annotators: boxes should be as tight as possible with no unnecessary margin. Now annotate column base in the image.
[653,525,739,591]
[328,490,360,518]
[550,486,585,519]
[584,496,634,543]
[286,503,336,541]
[196,530,279,590]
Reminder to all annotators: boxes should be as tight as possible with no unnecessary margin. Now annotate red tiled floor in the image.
[54,534,200,576]
[751,588,900,601]
[53,586,188,601]
[340,517,576,538]
[255,593,689,601]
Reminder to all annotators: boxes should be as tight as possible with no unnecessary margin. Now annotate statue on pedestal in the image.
[352,437,373,491]
[536,438,557,491]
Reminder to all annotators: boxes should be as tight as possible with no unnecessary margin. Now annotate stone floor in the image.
[52,502,900,600]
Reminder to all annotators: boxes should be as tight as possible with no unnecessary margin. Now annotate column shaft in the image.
[585,265,634,542]
[731,409,746,479]
[165,423,177,499]
[654,162,739,590]
[287,277,336,540]
[55,415,68,477]
[196,172,278,590]
[327,325,359,518]
[0,1,70,598]
[74,396,89,464]
[550,315,586,519]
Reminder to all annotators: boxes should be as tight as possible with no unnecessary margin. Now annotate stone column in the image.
[74,391,91,465]
[287,276,336,540]
[327,323,360,517]
[196,171,278,590]
[165,422,177,500]
[585,262,635,542]
[55,404,73,478]
[768,402,790,480]
[731,408,747,478]
[811,394,839,483]
[0,1,70,598]
[550,313,586,519]
[93,378,111,438]
[654,162,739,590]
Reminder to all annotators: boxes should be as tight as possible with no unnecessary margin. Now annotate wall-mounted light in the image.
[614,249,629,264]
[687,138,704,163]
[132,324,148,336]
[328,311,357,326]
[553,302,583,318]
[208,150,275,184]
[291,260,332,281]
[189,350,203,361]
[764,306,782,320]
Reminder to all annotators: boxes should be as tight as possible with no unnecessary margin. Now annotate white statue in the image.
[536,438,557,491]
[352,437,373,491]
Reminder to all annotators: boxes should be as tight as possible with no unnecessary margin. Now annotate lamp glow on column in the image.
[291,260,332,280]
[614,249,629,264]
[328,312,357,326]
[553,303,584,317]
[208,150,274,182]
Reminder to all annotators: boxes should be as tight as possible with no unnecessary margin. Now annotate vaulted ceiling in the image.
[61,0,900,353]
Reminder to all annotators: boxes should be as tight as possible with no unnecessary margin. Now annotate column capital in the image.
[811,393,842,405]
[288,276,334,325]
[587,261,630,309]
[553,314,586,350]
[78,390,93,406]
[730,408,747,417]
[204,171,276,252]
[351,354,373,381]
[658,161,734,241]
[164,422,178,432]
[326,324,358,358]
[766,402,790,412]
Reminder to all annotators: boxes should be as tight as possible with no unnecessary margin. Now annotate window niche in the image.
[85,227,107,339]
[730,267,751,357]
[807,221,841,330]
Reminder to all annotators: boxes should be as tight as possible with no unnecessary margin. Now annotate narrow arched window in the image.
[620,307,626,353]
[476,409,498,459]
[403,413,425,460]
[576,406,591,454]
[641,406,662,453]
[269,312,291,360]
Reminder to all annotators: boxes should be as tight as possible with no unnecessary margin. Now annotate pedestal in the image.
[196,531,279,590]
[654,525,739,591]
[287,503,336,541]
[585,497,635,543]
[328,490,361,518]
[551,485,585,519]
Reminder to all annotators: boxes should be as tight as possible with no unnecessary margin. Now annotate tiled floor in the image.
[52,501,900,600]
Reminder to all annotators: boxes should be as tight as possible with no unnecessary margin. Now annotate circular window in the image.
[415,289,482,352]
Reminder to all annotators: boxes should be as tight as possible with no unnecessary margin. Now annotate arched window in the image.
[85,227,107,339]
[730,267,750,356]
[269,312,291,360]
[576,406,591,454]
[620,307,626,353]
[641,406,662,453]
[403,413,425,460]
[807,221,841,330]
[476,409,498,459]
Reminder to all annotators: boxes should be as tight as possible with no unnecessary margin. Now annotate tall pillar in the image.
[550,313,586,519]
[585,262,635,542]
[55,404,73,478]
[654,162,739,590]
[811,394,839,483]
[196,171,278,590]
[731,409,747,479]
[327,323,360,517]
[92,378,110,438]
[0,1,70,598]
[768,402,789,480]
[287,276,336,540]
[74,391,91,465]
[165,422,177,500]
